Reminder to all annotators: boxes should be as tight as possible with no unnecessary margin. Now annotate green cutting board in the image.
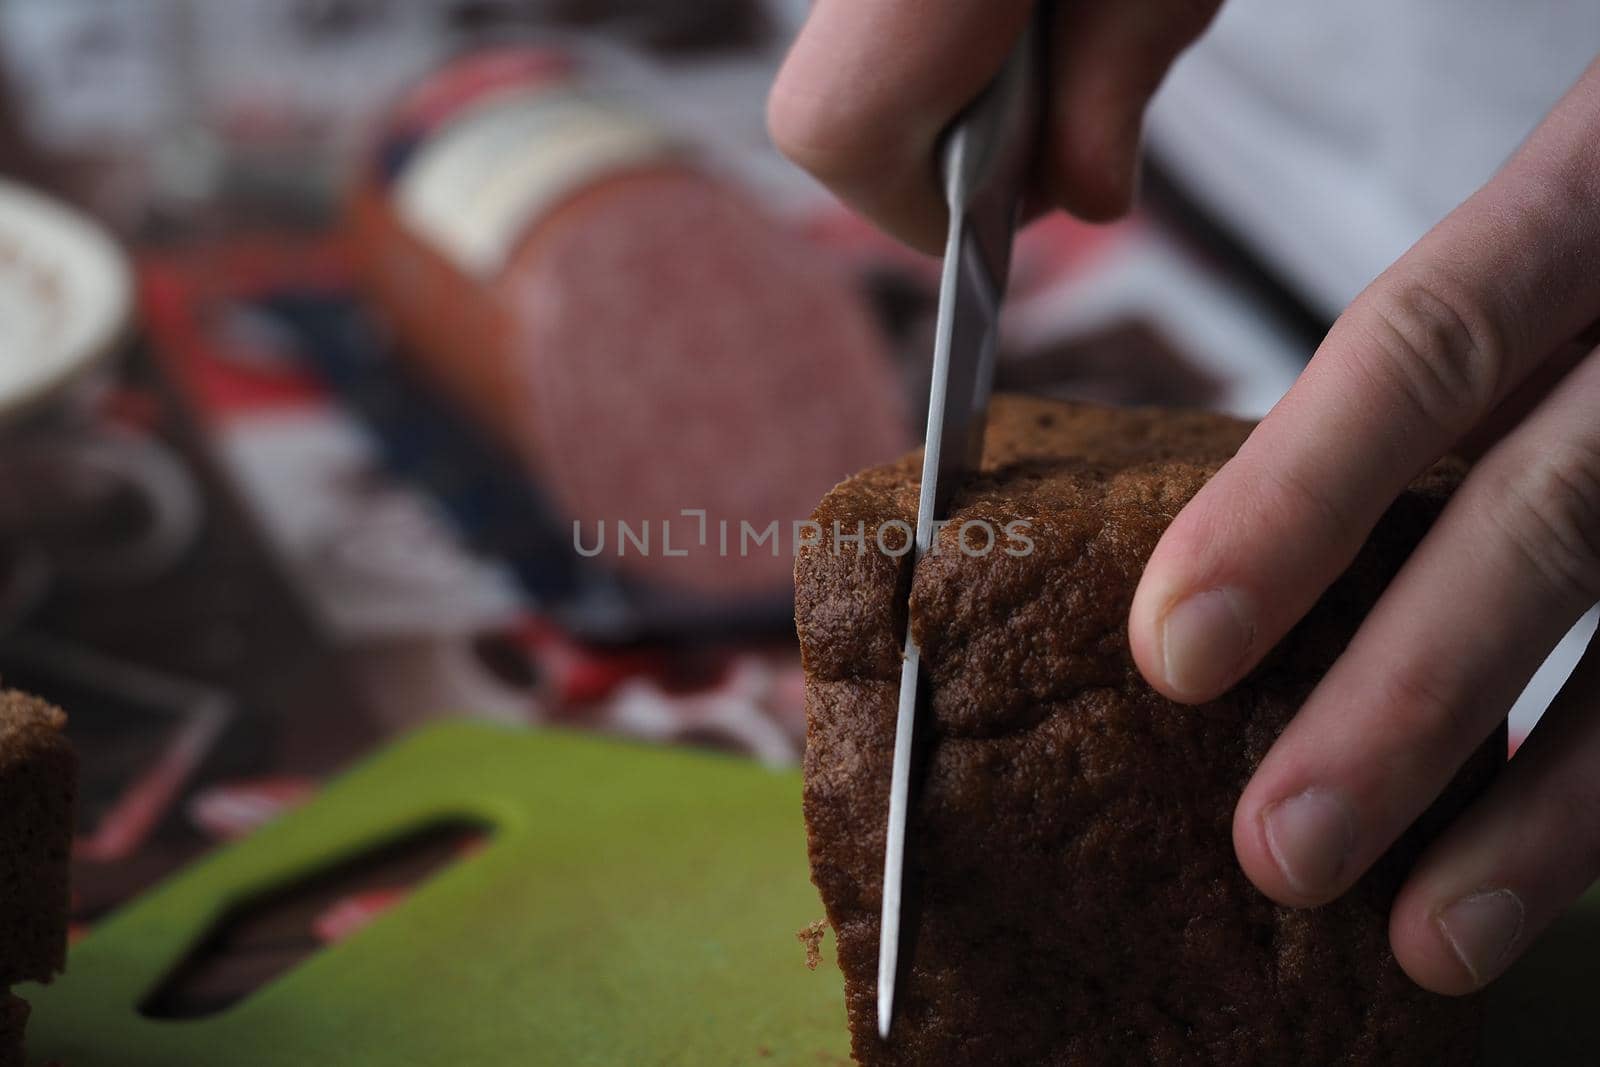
[24,723,852,1066]
[21,722,1600,1065]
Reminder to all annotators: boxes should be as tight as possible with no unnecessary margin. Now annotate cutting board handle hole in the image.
[138,818,491,1020]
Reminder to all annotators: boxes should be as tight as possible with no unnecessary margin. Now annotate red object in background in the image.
[140,239,352,418]
[346,46,911,601]
[311,888,409,945]
[310,830,489,946]
[188,778,319,843]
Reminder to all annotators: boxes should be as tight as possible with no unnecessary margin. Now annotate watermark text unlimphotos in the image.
[573,509,1034,560]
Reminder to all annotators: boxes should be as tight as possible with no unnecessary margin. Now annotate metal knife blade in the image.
[877,14,1043,1042]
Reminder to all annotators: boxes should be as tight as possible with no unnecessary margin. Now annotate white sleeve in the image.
[1146,0,1600,316]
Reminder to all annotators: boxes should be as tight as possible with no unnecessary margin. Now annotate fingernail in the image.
[1437,889,1525,987]
[1159,588,1255,700]
[1262,789,1355,899]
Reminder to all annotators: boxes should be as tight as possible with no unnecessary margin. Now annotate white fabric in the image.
[1148,0,1600,317]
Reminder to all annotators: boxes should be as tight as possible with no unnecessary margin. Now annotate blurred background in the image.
[0,0,1590,1005]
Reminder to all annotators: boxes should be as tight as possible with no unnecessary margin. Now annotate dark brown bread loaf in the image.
[0,691,75,1067]
[0,994,24,1067]
[796,395,1501,1066]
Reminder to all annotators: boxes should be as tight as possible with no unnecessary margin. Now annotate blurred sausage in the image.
[347,47,910,601]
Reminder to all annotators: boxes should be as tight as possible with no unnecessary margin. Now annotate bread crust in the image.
[0,689,73,989]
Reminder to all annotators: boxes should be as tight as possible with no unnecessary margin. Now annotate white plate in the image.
[0,178,132,423]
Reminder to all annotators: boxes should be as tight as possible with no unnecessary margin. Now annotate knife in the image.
[877,13,1044,1041]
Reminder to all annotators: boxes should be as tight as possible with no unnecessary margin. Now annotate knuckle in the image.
[1378,657,1477,750]
[1485,442,1600,605]
[765,83,873,185]
[1350,275,1512,436]
[764,86,818,171]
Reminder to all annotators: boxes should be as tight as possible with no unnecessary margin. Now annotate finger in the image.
[1233,343,1600,909]
[768,1,1221,251]
[1041,0,1221,221]
[1129,57,1600,703]
[1390,627,1600,994]
[767,0,1036,253]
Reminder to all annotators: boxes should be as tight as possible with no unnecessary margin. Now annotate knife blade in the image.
[877,14,1044,1042]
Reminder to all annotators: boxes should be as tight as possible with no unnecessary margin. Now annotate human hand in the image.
[1128,57,1600,995]
[767,0,1222,254]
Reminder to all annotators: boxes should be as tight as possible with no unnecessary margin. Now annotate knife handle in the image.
[939,8,1046,219]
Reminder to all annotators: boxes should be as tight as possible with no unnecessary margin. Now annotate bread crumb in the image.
[797,919,827,970]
